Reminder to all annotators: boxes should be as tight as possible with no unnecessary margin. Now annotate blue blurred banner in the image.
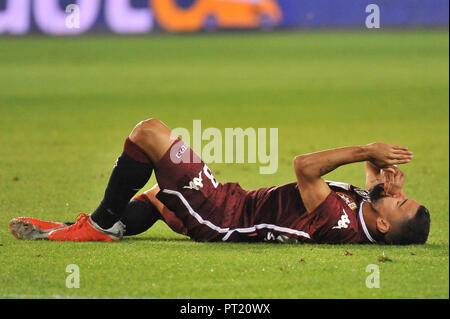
[0,0,448,35]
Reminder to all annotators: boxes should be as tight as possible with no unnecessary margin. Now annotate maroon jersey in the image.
[231,181,374,244]
[155,139,375,244]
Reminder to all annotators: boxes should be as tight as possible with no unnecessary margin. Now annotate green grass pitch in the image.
[0,30,448,299]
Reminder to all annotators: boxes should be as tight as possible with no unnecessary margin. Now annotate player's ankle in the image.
[90,204,120,229]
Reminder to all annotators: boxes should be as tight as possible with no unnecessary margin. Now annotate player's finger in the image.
[383,169,393,184]
[390,158,412,165]
[396,170,406,181]
[383,167,396,174]
[384,182,391,195]
[388,154,413,161]
[384,174,394,194]
[382,170,394,182]
[398,154,413,160]
[394,174,404,186]
[393,145,410,151]
[392,150,413,157]
[393,148,413,155]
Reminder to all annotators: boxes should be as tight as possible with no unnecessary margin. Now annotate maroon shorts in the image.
[154,139,249,242]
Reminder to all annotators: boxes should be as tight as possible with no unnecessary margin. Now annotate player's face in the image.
[372,193,421,225]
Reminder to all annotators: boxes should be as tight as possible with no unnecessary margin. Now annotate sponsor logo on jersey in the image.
[336,192,358,210]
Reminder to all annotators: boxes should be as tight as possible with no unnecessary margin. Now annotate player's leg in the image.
[89,118,174,230]
[128,118,177,164]
[46,118,176,241]
[150,137,245,242]
[94,185,185,236]
[120,195,162,236]
[96,118,235,241]
[15,117,234,242]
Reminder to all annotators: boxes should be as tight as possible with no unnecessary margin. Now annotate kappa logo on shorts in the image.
[183,171,204,191]
[183,165,219,191]
[332,209,351,230]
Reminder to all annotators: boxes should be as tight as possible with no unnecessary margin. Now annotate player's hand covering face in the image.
[366,142,413,168]
[381,166,406,197]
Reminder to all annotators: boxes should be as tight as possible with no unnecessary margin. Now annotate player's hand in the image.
[382,166,406,197]
[365,142,413,168]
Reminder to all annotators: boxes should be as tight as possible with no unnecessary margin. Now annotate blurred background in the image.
[0,0,448,187]
[0,0,448,192]
[0,0,448,183]
[0,0,448,34]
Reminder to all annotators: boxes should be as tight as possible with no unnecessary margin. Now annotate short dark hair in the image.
[386,206,431,245]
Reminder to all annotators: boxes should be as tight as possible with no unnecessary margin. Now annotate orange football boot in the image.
[47,213,124,242]
[10,217,69,240]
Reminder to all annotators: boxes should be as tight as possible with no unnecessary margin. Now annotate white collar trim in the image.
[359,201,376,243]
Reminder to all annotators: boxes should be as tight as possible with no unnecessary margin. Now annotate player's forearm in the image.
[294,145,370,180]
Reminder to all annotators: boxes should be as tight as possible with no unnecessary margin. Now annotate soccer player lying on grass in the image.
[10,118,430,245]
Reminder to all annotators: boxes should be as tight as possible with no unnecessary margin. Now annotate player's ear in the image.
[376,217,390,234]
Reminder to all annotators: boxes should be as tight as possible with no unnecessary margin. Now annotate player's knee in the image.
[129,118,162,144]
[137,118,161,132]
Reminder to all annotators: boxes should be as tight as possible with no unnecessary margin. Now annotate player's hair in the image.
[386,205,431,245]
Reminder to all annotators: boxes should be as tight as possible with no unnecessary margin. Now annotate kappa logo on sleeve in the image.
[332,209,351,229]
